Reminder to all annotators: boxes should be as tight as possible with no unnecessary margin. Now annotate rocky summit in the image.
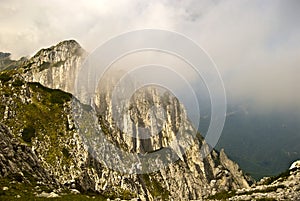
[0,40,298,200]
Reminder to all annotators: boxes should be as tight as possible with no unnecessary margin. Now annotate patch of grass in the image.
[141,174,169,200]
[0,166,108,201]
[62,147,71,158]
[2,81,74,166]
[7,173,24,183]
[262,169,290,185]
[0,72,12,82]
[28,82,72,105]
[0,176,51,200]
[21,126,36,143]
[28,82,55,93]
[12,79,24,87]
[50,90,72,104]
[102,188,135,200]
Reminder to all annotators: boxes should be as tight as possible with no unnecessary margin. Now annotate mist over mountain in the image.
[1,1,300,110]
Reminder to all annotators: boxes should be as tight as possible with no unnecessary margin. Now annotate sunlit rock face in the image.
[228,164,300,201]
[22,40,85,94]
[0,40,251,200]
[290,160,300,170]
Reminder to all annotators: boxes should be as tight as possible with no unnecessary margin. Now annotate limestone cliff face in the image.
[0,40,251,200]
[22,40,85,93]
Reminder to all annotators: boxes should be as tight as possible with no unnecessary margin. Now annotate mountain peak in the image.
[33,39,84,60]
[21,39,86,93]
[55,39,82,49]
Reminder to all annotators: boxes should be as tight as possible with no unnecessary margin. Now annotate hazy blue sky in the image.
[0,0,299,110]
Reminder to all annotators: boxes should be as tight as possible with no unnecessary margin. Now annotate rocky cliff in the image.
[22,40,85,93]
[207,165,300,200]
[0,40,253,200]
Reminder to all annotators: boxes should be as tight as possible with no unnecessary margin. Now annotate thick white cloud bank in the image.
[0,0,299,109]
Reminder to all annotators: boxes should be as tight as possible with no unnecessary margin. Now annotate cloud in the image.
[0,0,181,57]
[177,0,300,109]
[0,0,299,110]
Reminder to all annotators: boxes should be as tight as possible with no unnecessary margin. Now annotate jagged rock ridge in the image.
[207,166,300,200]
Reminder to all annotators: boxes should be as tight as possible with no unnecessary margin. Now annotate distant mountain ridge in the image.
[0,52,27,71]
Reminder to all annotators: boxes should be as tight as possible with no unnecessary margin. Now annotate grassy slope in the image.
[0,70,141,200]
[0,70,109,200]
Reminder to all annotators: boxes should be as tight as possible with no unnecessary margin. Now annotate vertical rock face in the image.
[22,40,85,93]
[219,149,250,189]
[0,40,251,200]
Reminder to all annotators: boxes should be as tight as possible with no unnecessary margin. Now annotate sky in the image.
[0,0,299,110]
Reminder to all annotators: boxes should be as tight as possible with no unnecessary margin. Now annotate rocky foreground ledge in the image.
[207,163,300,201]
